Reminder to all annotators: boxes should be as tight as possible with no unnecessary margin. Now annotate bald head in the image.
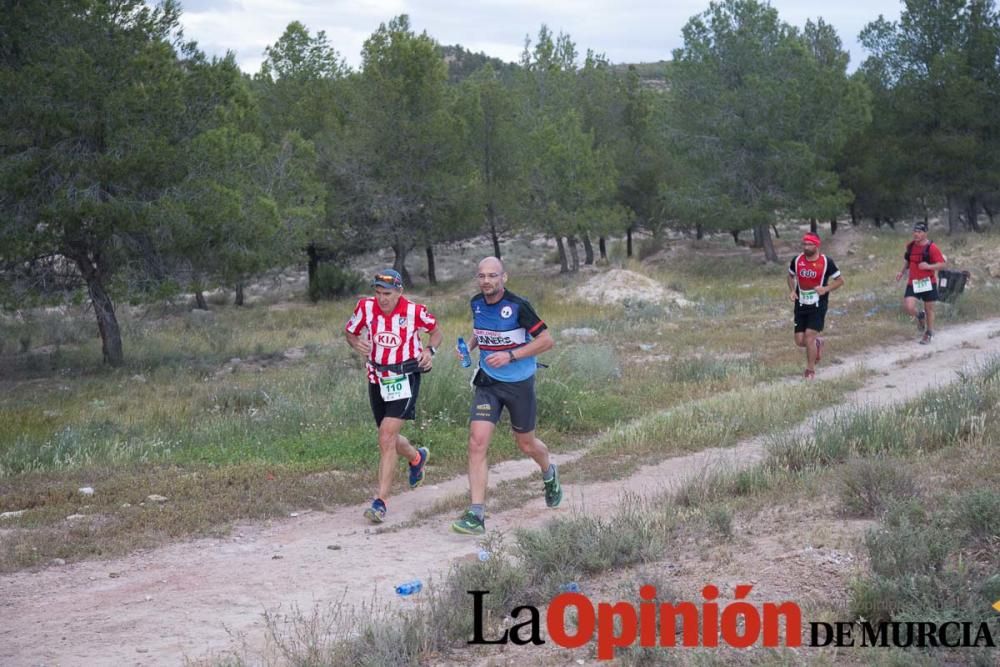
[477,256,507,302]
[478,256,504,274]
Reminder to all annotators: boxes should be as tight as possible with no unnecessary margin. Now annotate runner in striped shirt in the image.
[344,269,443,524]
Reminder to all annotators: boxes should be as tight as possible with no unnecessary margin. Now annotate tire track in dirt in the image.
[3,318,1000,666]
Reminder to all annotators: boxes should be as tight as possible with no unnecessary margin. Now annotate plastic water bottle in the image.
[457,337,472,368]
[395,579,422,596]
[559,582,581,593]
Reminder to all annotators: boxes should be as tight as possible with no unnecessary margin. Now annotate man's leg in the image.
[924,300,935,333]
[512,429,551,474]
[794,331,806,348]
[376,417,408,501]
[804,329,818,372]
[903,295,921,326]
[468,420,495,504]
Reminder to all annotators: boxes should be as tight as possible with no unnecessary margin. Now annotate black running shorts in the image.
[904,284,940,302]
[470,374,537,433]
[794,304,827,333]
[368,373,421,427]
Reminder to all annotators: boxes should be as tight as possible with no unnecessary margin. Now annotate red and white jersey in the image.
[788,253,841,307]
[345,296,437,383]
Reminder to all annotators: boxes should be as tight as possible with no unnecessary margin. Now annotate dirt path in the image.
[3,317,1000,666]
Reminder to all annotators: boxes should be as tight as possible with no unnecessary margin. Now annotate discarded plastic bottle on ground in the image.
[457,337,472,368]
[477,549,490,562]
[559,582,581,593]
[395,579,423,596]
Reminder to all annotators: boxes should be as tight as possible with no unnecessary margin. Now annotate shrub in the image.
[838,458,918,518]
[308,263,363,302]
[949,488,1000,544]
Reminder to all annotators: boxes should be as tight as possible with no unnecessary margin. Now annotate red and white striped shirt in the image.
[344,296,437,383]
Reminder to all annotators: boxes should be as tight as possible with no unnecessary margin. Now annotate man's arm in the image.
[417,328,444,371]
[786,273,798,303]
[817,275,844,295]
[485,330,554,368]
[343,329,371,357]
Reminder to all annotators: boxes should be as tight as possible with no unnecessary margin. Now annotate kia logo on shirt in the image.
[375,332,402,347]
[799,269,818,279]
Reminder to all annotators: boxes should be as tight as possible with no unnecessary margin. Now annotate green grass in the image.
[3,225,1000,577]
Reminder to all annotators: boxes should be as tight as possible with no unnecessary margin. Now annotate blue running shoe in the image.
[409,447,429,488]
[363,498,386,524]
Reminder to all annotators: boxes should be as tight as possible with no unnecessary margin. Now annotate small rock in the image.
[146,494,168,503]
[109,572,122,578]
[638,343,656,352]
[327,545,342,551]
[50,558,66,566]
[0,510,26,520]
[136,648,149,653]
[130,374,147,384]
[78,486,95,496]
[65,514,86,521]
[272,554,283,560]
[121,503,132,508]
[560,327,598,339]
[229,357,242,365]
[867,254,875,260]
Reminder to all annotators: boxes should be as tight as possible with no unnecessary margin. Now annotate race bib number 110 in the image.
[379,374,412,402]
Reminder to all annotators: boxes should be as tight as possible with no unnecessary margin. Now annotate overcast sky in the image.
[174,0,903,75]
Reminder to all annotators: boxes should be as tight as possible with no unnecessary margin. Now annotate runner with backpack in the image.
[895,222,947,345]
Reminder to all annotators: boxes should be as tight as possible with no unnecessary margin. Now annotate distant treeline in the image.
[2,0,999,365]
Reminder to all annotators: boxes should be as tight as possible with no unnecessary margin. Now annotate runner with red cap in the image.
[787,233,844,378]
[344,268,443,523]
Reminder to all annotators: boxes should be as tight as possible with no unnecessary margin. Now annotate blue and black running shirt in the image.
[471,290,547,382]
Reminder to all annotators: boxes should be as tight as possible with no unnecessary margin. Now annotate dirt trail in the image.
[3,318,1000,666]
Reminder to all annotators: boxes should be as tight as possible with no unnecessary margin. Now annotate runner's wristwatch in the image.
[428,346,437,356]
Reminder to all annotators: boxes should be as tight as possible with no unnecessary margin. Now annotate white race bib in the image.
[798,289,819,306]
[913,277,932,294]
[379,373,412,402]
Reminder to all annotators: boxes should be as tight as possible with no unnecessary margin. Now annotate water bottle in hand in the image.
[395,579,422,596]
[456,337,472,368]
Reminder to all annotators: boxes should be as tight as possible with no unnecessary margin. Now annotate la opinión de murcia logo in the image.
[468,586,999,660]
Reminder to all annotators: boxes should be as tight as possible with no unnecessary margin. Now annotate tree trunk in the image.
[598,236,607,262]
[885,217,896,230]
[731,229,740,245]
[696,224,704,240]
[873,216,881,228]
[489,217,502,259]
[771,224,780,239]
[947,194,960,234]
[194,286,208,310]
[556,237,569,273]
[425,245,437,285]
[235,282,245,306]
[984,202,995,226]
[830,217,838,235]
[307,242,318,289]
[73,252,124,367]
[392,242,412,286]
[966,196,982,232]
[755,224,778,263]
[809,218,818,234]
[752,225,763,248]
[567,235,580,272]
[582,233,594,265]
[849,202,858,226]
[626,226,633,258]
